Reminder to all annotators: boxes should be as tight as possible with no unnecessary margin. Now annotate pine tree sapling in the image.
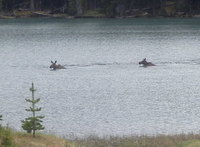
[21,83,44,137]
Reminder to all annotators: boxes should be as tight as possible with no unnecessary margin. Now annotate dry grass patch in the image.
[13,10,33,17]
[73,134,200,147]
[13,132,71,147]
[83,10,105,17]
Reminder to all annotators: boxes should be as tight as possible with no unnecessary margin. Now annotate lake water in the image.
[0,18,200,137]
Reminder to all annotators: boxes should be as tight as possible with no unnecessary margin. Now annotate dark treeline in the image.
[0,0,200,17]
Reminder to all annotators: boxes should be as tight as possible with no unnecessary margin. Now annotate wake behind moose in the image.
[50,61,66,70]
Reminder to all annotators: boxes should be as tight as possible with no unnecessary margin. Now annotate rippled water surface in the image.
[1,18,200,137]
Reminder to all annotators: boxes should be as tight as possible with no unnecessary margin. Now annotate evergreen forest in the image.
[0,0,200,17]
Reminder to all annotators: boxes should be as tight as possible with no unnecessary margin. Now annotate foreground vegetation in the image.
[1,127,200,147]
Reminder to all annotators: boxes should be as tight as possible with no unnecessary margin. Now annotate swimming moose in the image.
[50,61,66,70]
[139,58,155,67]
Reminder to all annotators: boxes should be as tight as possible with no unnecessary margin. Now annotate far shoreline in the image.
[1,10,200,19]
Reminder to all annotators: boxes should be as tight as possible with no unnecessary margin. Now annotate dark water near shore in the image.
[0,18,200,137]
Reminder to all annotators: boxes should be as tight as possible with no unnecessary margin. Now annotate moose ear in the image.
[51,61,53,63]
[144,58,146,61]
[55,61,57,63]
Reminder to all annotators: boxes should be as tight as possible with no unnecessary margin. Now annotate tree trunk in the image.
[188,0,193,14]
[94,0,96,9]
[37,0,42,10]
[62,0,68,13]
[75,0,83,15]
[160,0,165,15]
[0,0,2,12]
[30,0,34,10]
[31,83,36,138]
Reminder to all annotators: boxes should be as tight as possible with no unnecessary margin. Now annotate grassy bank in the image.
[0,127,74,147]
[1,127,200,147]
[13,133,71,147]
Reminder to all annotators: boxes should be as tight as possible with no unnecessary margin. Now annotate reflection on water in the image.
[0,18,200,137]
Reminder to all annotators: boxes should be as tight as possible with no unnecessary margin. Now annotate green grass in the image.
[177,140,200,147]
[0,127,15,147]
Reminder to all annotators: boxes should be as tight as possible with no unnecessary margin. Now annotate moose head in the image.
[50,61,65,70]
[139,58,155,67]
